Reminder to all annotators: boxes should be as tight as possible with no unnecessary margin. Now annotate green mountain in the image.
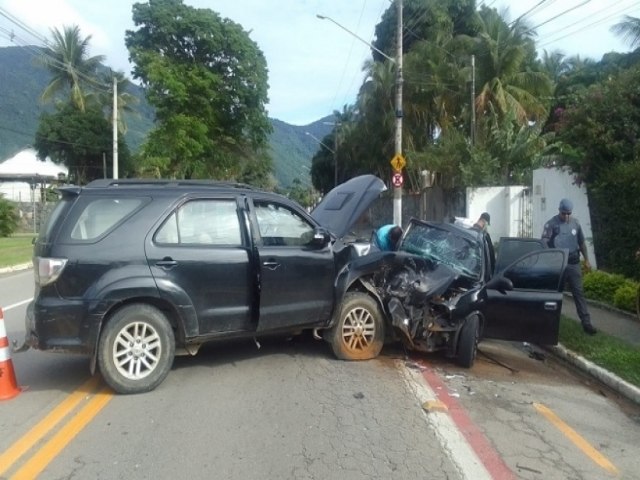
[0,46,331,188]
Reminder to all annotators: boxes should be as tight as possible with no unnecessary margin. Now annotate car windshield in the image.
[398,222,482,279]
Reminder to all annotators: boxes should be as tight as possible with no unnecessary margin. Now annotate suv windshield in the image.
[399,222,482,279]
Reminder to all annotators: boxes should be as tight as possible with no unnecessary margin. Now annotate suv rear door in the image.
[146,196,256,336]
[482,239,568,345]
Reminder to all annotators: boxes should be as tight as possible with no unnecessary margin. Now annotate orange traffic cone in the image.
[0,308,21,400]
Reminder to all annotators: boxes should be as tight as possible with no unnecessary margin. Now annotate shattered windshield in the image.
[399,222,482,279]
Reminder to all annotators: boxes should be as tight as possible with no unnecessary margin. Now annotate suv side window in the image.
[71,198,144,241]
[254,200,314,246]
[156,199,241,245]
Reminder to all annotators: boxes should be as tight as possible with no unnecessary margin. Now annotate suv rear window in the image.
[155,199,242,246]
[37,196,74,243]
[70,198,144,241]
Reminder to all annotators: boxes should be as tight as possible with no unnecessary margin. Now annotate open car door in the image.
[483,239,568,345]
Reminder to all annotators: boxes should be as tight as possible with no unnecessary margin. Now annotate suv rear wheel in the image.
[328,292,385,360]
[98,304,175,394]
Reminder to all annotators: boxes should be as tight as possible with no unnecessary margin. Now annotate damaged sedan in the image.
[324,218,569,367]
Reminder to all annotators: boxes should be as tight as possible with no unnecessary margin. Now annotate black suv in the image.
[23,176,386,394]
[23,175,568,394]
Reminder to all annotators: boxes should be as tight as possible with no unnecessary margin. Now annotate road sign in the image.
[392,172,403,187]
[390,154,406,172]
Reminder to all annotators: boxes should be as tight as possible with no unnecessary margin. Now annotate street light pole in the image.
[393,0,403,226]
[323,121,342,187]
[317,3,403,224]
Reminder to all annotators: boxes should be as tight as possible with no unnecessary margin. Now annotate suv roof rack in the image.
[85,178,255,190]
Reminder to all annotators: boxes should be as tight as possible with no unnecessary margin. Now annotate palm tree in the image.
[473,8,552,126]
[611,15,640,49]
[40,25,105,112]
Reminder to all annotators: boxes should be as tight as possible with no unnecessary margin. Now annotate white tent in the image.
[0,149,67,202]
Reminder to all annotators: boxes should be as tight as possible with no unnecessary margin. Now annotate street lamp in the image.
[305,131,335,154]
[316,14,395,64]
[316,4,404,225]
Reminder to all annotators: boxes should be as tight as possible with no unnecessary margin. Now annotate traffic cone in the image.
[0,308,21,400]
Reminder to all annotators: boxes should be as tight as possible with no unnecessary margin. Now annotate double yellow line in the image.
[0,376,113,479]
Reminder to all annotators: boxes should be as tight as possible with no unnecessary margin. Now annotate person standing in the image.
[542,198,597,335]
[375,224,403,251]
[472,212,491,232]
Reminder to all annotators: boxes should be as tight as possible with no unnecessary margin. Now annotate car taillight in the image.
[34,257,68,286]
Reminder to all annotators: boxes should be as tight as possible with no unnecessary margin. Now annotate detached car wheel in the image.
[98,304,175,394]
[457,315,479,368]
[329,292,385,361]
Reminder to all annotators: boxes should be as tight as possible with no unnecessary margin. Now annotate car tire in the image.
[457,314,479,368]
[98,304,175,394]
[328,292,385,361]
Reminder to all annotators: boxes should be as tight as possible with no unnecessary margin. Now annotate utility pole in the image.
[333,128,338,187]
[393,0,403,226]
[112,76,118,179]
[470,54,476,145]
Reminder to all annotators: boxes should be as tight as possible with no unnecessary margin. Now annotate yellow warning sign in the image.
[390,154,406,171]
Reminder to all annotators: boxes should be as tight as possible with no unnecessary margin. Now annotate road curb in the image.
[0,263,32,275]
[550,343,640,406]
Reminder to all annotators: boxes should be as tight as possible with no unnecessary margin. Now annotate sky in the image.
[0,0,638,126]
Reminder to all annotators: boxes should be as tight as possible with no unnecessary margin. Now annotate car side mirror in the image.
[485,275,514,294]
[306,227,331,248]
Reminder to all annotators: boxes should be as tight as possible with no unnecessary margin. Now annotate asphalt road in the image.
[1,269,640,479]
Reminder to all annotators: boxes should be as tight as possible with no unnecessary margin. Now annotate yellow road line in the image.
[533,402,619,476]
[11,386,113,480]
[0,376,101,476]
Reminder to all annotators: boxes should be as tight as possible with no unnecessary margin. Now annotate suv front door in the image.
[483,242,568,345]
[251,199,335,331]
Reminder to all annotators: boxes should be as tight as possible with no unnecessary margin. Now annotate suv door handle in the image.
[262,261,280,270]
[156,258,178,269]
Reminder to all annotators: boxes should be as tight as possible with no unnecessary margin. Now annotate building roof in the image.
[0,149,67,182]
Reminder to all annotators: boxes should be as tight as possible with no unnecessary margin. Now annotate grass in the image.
[559,315,640,388]
[0,234,35,268]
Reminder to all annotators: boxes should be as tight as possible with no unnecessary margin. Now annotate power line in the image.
[538,1,640,50]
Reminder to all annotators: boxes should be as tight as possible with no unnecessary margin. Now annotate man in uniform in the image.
[542,198,597,335]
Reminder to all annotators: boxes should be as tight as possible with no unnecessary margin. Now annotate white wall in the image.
[532,167,596,268]
[464,168,596,267]
[466,185,529,240]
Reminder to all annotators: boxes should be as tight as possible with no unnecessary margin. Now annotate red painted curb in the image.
[419,363,516,480]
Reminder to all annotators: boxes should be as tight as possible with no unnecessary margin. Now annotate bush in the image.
[0,196,19,237]
[613,281,639,313]
[583,270,626,304]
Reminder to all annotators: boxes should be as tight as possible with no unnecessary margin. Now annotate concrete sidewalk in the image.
[552,294,640,405]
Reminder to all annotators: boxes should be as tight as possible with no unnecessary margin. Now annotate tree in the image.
[125,0,272,181]
[556,65,640,275]
[611,15,640,49]
[34,104,131,184]
[472,8,552,127]
[0,195,18,237]
[40,25,105,112]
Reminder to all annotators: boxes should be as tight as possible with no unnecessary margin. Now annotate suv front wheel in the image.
[328,292,385,361]
[98,304,175,394]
